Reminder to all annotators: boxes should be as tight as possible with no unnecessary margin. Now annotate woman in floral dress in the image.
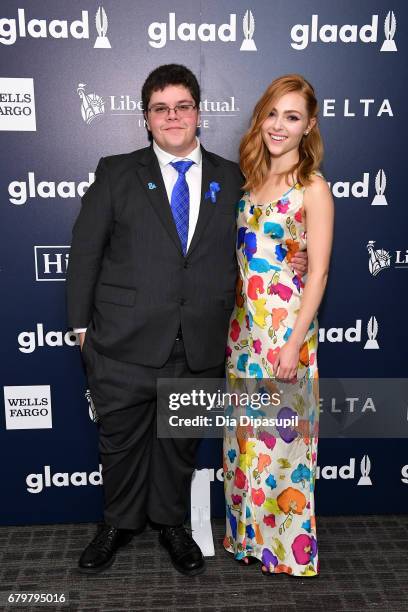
[224,75,334,577]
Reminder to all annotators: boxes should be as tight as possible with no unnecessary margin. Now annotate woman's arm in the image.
[274,175,334,379]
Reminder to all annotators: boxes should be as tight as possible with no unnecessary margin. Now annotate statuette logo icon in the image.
[371,169,388,205]
[380,11,397,52]
[77,83,105,124]
[357,455,372,485]
[94,6,111,48]
[240,9,256,51]
[364,316,379,350]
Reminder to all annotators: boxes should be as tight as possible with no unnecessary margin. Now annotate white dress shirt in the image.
[74,139,202,334]
[153,137,202,250]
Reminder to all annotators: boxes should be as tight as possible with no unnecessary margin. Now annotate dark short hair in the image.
[142,64,200,112]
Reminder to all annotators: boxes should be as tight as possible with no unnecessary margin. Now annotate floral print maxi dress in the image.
[223,182,320,577]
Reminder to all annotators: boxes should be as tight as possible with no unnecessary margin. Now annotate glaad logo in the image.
[327,169,389,204]
[315,455,372,485]
[148,10,256,50]
[8,171,94,205]
[367,240,408,276]
[85,389,99,423]
[401,464,408,484]
[26,464,102,493]
[4,385,52,430]
[18,324,79,354]
[0,77,36,131]
[318,317,380,349]
[0,7,111,48]
[291,13,397,52]
[240,9,256,51]
[34,246,70,281]
[381,11,397,52]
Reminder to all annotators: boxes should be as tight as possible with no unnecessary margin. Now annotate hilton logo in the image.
[34,246,70,281]
[367,240,408,276]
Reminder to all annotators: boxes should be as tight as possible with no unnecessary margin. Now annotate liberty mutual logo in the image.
[240,9,256,51]
[367,241,391,276]
[357,455,372,485]
[77,83,105,124]
[380,11,397,52]
[94,6,111,48]
[367,240,408,276]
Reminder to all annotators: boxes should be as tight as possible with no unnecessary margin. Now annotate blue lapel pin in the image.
[148,182,157,190]
[205,181,221,203]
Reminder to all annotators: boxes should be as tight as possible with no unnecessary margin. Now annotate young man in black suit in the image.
[67,64,306,575]
[67,64,242,576]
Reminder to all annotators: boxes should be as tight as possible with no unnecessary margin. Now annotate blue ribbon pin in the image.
[205,181,221,203]
[148,182,157,190]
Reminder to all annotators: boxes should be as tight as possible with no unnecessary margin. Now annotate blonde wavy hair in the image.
[240,74,323,192]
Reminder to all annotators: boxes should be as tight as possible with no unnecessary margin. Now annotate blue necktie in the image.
[170,160,194,255]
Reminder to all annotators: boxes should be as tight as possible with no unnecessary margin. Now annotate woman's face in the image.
[261,91,316,160]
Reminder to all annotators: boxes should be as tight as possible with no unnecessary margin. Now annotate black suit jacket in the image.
[66,145,243,370]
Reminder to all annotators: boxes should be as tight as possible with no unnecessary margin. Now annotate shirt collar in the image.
[153,138,201,168]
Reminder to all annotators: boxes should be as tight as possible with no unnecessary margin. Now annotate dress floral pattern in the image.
[223,181,320,577]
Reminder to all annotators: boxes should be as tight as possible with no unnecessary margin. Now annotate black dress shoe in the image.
[78,523,134,573]
[159,526,205,576]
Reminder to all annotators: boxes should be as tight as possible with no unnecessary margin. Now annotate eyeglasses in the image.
[148,103,197,117]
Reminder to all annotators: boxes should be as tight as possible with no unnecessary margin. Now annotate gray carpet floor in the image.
[1,516,408,612]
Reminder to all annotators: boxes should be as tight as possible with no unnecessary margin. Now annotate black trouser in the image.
[83,337,224,530]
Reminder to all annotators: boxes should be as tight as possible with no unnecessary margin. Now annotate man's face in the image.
[145,85,199,157]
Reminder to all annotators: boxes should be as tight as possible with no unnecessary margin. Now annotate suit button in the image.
[183,261,189,269]
[180,298,186,305]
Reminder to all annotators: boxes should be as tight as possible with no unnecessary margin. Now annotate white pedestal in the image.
[191,469,215,557]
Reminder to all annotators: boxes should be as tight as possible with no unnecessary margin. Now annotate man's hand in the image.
[79,332,86,350]
[291,251,308,276]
